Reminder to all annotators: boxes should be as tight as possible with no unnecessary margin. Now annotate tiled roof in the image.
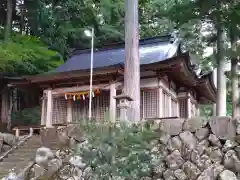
[55,35,181,73]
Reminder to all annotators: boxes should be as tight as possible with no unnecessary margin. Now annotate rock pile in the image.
[0,132,18,155]
[150,116,240,180]
[30,143,93,179]
[13,116,240,180]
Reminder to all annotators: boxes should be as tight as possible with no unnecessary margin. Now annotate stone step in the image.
[3,156,35,162]
[9,152,36,158]
[0,135,42,178]
[0,162,30,170]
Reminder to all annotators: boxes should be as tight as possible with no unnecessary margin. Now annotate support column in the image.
[110,83,116,122]
[169,95,172,117]
[196,105,200,116]
[1,88,8,123]
[176,100,180,117]
[213,68,217,116]
[124,0,140,122]
[67,99,73,123]
[41,97,46,126]
[187,93,192,118]
[46,89,53,128]
[158,88,163,117]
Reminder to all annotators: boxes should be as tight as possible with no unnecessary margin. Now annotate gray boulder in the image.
[0,133,17,147]
[160,118,184,135]
[219,170,238,180]
[183,117,208,132]
[209,116,236,140]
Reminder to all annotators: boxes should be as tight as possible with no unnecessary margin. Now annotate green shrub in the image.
[11,106,41,126]
[76,120,162,180]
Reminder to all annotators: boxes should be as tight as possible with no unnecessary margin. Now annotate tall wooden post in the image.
[46,89,53,128]
[67,99,73,123]
[187,93,192,118]
[124,0,140,121]
[41,97,46,126]
[110,83,116,122]
[216,12,227,116]
[212,68,217,116]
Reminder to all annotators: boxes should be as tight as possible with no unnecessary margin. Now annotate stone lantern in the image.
[114,94,133,121]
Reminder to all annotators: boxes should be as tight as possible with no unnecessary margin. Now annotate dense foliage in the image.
[11,106,41,126]
[0,31,63,75]
[76,120,162,180]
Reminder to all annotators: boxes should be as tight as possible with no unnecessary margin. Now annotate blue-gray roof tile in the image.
[55,35,180,73]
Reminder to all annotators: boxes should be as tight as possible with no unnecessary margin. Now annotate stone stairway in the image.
[0,135,42,178]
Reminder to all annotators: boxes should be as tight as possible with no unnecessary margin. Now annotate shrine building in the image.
[9,35,216,127]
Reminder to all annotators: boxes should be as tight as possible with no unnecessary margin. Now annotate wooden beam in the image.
[29,67,122,83]
[50,83,119,95]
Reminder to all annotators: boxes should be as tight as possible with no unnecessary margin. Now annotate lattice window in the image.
[116,90,122,121]
[52,97,67,124]
[72,98,88,122]
[140,89,159,119]
[179,98,187,118]
[72,91,110,122]
[171,98,178,117]
[98,91,110,121]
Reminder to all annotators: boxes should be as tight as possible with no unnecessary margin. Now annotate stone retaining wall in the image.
[154,116,240,180]
[14,116,240,180]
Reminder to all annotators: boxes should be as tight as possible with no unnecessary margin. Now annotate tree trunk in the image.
[19,3,25,34]
[216,23,227,116]
[212,68,217,116]
[124,0,140,121]
[230,28,239,118]
[4,0,13,41]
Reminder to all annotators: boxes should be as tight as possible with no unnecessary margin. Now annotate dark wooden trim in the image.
[145,116,179,120]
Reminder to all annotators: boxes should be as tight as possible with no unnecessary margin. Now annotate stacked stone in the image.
[148,116,240,180]
[0,132,18,154]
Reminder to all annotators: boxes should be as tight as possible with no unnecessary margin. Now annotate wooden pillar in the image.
[169,95,172,117]
[41,97,46,126]
[176,99,180,117]
[187,93,191,118]
[67,99,73,123]
[158,88,163,117]
[1,88,8,123]
[124,0,140,122]
[196,105,200,116]
[110,83,116,122]
[46,89,53,128]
